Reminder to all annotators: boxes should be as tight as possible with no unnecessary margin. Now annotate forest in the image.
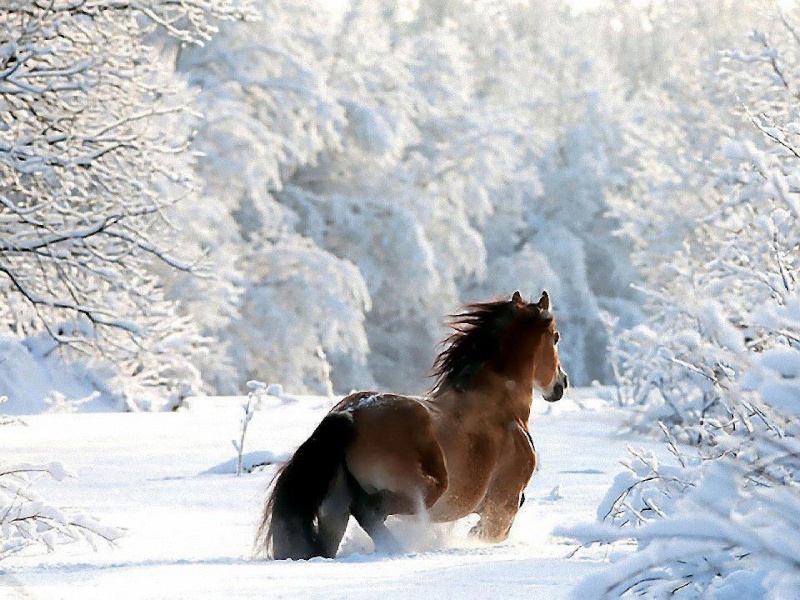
[2,0,800,597]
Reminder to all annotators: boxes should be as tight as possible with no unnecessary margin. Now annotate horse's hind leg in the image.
[347,478,402,554]
[316,466,352,558]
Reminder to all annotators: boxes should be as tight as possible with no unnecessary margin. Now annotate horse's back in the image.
[333,391,448,513]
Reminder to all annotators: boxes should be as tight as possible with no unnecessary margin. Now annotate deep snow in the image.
[1,390,666,599]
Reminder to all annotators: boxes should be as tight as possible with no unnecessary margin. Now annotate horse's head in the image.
[510,290,568,402]
[431,291,569,401]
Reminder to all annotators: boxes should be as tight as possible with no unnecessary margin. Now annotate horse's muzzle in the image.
[544,383,564,402]
[544,368,568,402]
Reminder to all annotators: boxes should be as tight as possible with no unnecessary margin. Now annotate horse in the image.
[255,290,568,560]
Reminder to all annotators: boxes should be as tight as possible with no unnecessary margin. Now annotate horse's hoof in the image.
[374,532,403,554]
[468,523,485,539]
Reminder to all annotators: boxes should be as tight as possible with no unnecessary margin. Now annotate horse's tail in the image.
[255,411,356,560]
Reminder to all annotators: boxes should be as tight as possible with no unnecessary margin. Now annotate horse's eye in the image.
[554,332,560,345]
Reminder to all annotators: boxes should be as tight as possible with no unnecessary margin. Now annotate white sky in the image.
[320,0,798,21]
[320,0,610,17]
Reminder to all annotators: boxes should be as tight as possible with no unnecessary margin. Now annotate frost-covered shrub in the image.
[568,304,800,596]
[567,441,800,598]
[570,282,800,598]
[232,381,263,477]
[566,13,800,597]
[0,316,207,413]
[0,462,123,560]
[609,10,800,436]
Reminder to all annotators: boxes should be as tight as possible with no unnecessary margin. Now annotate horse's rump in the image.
[338,392,448,514]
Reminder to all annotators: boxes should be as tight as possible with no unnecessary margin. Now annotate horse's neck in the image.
[432,366,533,424]
[490,334,541,415]
[484,368,534,422]
[490,343,537,410]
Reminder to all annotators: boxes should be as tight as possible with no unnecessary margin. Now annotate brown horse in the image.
[256,290,568,560]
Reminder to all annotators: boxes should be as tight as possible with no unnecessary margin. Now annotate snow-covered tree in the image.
[231,235,372,396]
[168,0,652,394]
[282,0,643,389]
[566,8,800,596]
[603,0,767,285]
[172,0,375,394]
[450,0,644,385]
[0,0,254,408]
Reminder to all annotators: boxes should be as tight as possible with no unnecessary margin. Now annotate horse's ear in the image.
[511,291,524,307]
[537,290,550,311]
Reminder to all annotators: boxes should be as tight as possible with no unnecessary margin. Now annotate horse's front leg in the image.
[470,429,535,543]
[469,485,524,543]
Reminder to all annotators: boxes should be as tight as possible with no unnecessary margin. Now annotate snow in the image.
[0,335,118,415]
[760,347,800,379]
[342,393,384,412]
[699,301,744,353]
[0,390,668,599]
[202,451,290,476]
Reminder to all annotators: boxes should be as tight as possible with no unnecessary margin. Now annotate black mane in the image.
[430,299,515,395]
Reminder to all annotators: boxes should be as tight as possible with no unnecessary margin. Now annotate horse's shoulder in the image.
[501,420,536,474]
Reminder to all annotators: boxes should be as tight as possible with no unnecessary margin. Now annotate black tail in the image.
[256,411,356,560]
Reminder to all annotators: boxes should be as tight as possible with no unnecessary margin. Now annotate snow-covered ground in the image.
[1,390,666,599]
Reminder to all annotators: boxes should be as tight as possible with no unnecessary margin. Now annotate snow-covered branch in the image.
[0,461,124,559]
[0,0,255,404]
[576,8,800,596]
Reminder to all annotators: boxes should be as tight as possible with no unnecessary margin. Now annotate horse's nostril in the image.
[563,374,569,388]
[552,383,564,401]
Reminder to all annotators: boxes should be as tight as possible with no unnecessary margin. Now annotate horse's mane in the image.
[430,299,515,395]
